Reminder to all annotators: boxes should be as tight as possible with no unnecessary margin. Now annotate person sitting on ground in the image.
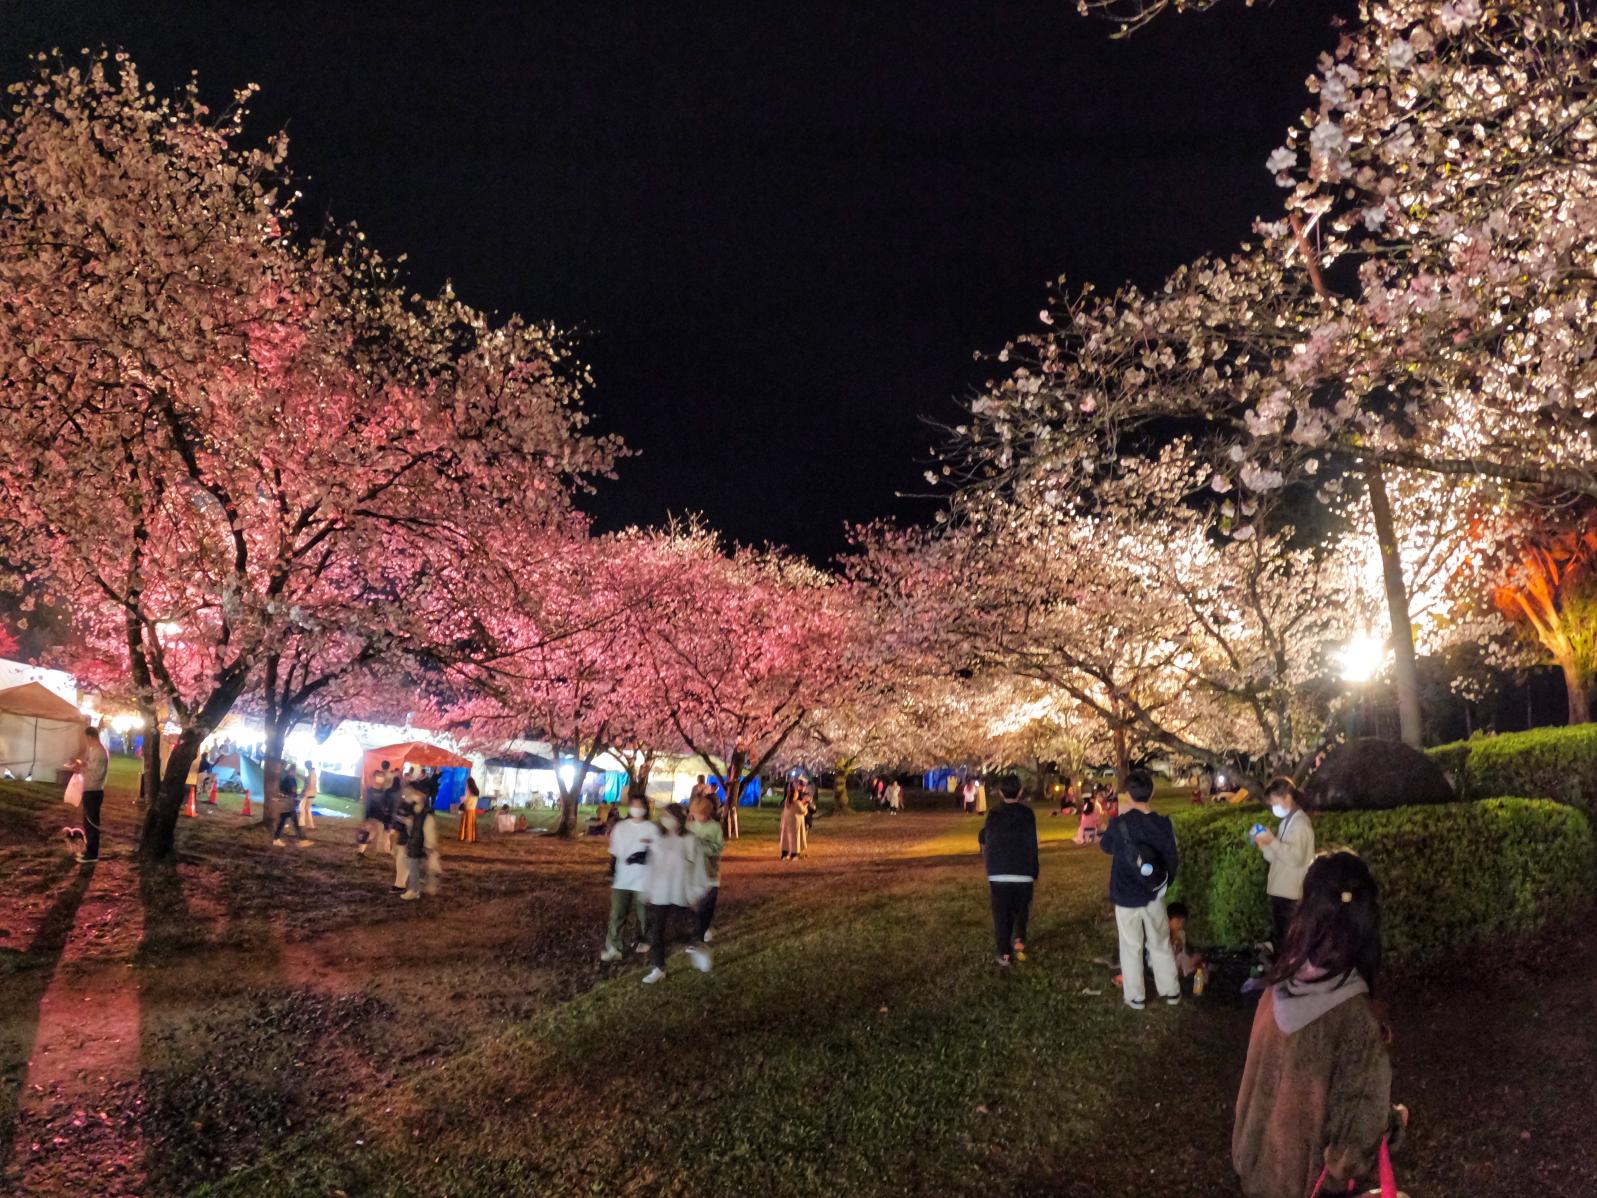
[978,774,1039,967]
[586,802,610,837]
[1232,850,1408,1198]
[1099,768,1180,1010]
[1250,776,1316,955]
[1166,900,1206,994]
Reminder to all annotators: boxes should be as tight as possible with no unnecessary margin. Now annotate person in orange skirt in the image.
[458,774,480,843]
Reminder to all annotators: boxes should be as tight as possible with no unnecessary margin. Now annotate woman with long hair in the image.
[1233,850,1407,1197]
[458,775,480,843]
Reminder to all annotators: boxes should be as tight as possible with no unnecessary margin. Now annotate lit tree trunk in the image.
[832,757,854,815]
[1365,462,1425,749]
[1556,652,1593,726]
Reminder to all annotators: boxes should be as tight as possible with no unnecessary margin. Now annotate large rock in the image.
[1304,738,1455,811]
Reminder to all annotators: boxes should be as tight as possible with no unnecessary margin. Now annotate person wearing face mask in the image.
[601,798,656,963]
[641,802,708,985]
[1251,777,1316,953]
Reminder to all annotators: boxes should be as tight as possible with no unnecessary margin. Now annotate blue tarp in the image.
[433,766,470,811]
[923,767,964,793]
[712,775,762,806]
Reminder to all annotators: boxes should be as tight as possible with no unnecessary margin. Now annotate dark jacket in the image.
[1099,807,1178,907]
[979,801,1040,880]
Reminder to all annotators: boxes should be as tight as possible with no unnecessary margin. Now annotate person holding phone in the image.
[1251,777,1316,953]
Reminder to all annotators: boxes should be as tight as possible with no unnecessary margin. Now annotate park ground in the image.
[2,763,1595,1197]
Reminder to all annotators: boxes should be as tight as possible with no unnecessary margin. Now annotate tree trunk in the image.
[138,711,160,811]
[832,760,853,815]
[260,714,289,831]
[1557,655,1593,726]
[1365,462,1425,749]
[1111,721,1130,785]
[137,729,205,862]
[554,784,581,838]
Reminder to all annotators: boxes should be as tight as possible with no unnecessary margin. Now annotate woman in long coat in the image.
[779,790,802,861]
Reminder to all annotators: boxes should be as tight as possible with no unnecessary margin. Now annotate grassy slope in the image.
[4,774,1594,1197]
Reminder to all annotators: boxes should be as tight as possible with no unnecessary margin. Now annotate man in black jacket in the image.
[1099,768,1181,1009]
[978,775,1039,967]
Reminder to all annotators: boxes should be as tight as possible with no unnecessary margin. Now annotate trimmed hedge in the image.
[1428,725,1597,810]
[1168,799,1594,964]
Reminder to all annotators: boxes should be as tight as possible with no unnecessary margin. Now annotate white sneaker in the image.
[599,947,622,963]
[401,891,421,901]
[702,928,715,944]
[272,838,287,847]
[634,942,650,955]
[688,945,712,973]
[642,967,666,985]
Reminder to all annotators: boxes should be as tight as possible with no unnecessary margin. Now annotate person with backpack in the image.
[272,762,311,847]
[1099,768,1180,1009]
[1233,850,1408,1197]
[978,774,1039,967]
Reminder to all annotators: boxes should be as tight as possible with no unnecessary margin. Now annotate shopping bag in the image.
[1309,1137,1400,1198]
[63,772,84,808]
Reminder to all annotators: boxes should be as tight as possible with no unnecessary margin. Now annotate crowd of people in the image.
[55,728,1403,1194]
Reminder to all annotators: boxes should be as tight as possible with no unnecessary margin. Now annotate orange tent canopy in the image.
[360,740,470,783]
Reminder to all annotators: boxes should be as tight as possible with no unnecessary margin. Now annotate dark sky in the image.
[10,1,1351,561]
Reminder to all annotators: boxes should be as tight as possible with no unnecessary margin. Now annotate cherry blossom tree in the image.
[0,54,613,860]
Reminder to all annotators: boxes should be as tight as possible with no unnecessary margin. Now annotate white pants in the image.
[1115,896,1180,1006]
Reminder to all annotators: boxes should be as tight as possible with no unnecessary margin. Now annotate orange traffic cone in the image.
[182,786,198,818]
[240,788,253,818]
[206,777,219,805]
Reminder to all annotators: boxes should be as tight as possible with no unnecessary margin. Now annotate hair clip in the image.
[1340,891,1353,903]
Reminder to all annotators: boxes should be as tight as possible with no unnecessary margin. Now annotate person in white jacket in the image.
[642,803,708,984]
[1251,776,1316,952]
[602,798,657,962]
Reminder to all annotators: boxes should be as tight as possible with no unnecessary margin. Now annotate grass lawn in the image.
[1,766,1592,1196]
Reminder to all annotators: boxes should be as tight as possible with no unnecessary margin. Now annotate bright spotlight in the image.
[1337,635,1387,684]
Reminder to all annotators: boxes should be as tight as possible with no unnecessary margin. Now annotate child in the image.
[978,775,1039,967]
[642,803,708,984]
[1099,768,1180,1010]
[602,796,656,962]
[1166,900,1206,995]
[1071,791,1098,845]
[1251,776,1316,953]
[688,794,725,943]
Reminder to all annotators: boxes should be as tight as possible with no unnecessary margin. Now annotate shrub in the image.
[1424,740,1474,796]
[1168,799,1594,965]
[1459,725,1597,811]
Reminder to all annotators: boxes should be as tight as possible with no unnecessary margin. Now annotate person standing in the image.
[399,777,442,900]
[299,761,319,831]
[66,724,109,864]
[961,777,977,814]
[973,778,988,816]
[602,797,656,961]
[886,779,903,814]
[458,775,480,843]
[688,794,725,943]
[1251,777,1316,952]
[273,763,311,847]
[642,803,708,984]
[197,747,216,805]
[1099,768,1181,1010]
[979,775,1039,967]
[359,758,395,857]
[1233,850,1407,1198]
[779,787,803,860]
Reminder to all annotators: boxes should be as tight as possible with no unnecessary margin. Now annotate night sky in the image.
[9,1,1352,561]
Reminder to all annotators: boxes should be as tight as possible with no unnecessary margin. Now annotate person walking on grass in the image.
[1100,768,1181,1010]
[886,779,903,815]
[272,762,311,848]
[1251,776,1315,954]
[358,758,395,857]
[299,761,319,831]
[65,723,109,864]
[979,774,1038,967]
[688,794,725,944]
[642,802,708,984]
[399,777,441,900]
[1233,850,1408,1198]
[602,796,656,961]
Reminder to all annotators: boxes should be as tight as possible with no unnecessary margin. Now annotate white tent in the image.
[0,682,86,782]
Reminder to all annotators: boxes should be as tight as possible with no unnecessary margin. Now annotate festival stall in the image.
[0,682,85,782]
[360,741,473,810]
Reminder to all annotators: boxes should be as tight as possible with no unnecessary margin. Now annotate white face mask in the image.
[628,806,645,820]
[1271,803,1291,819]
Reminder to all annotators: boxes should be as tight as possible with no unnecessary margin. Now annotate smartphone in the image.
[1248,823,1266,839]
